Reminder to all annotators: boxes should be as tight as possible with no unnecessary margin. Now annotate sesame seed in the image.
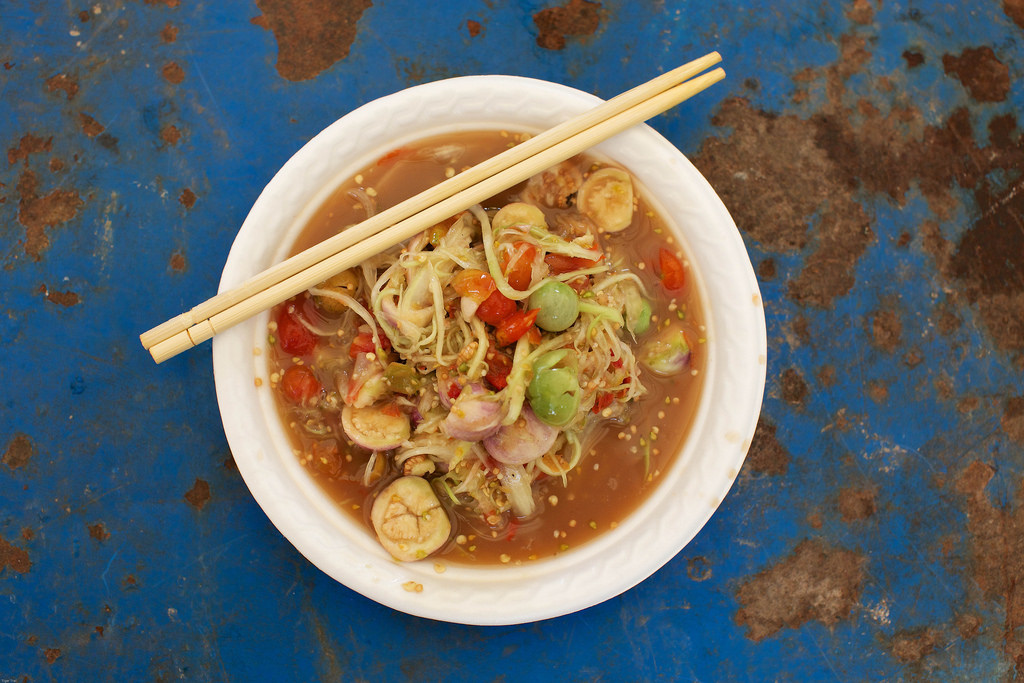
[254,378,263,387]
[445,167,455,178]
[366,187,377,197]
[500,554,511,564]
[548,495,558,506]
[434,563,446,573]
[354,174,364,184]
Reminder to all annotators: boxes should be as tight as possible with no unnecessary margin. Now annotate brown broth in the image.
[268,130,706,565]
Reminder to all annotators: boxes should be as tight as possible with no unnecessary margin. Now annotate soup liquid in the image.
[270,130,705,565]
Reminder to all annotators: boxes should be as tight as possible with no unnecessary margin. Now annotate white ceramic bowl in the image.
[213,75,766,625]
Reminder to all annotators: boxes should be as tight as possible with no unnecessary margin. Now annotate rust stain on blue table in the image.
[1,0,1023,680]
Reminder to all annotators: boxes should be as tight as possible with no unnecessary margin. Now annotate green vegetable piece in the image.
[639,325,692,376]
[527,350,581,426]
[623,286,651,335]
[528,280,579,332]
[384,362,424,395]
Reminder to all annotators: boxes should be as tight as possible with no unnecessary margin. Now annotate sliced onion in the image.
[483,405,558,465]
[443,383,502,441]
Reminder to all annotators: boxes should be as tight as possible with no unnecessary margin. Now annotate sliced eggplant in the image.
[341,404,411,451]
[370,476,451,561]
[576,167,634,233]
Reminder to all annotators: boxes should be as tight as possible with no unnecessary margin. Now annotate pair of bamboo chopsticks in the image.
[140,52,725,363]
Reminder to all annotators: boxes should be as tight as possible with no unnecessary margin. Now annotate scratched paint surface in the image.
[1,0,1022,680]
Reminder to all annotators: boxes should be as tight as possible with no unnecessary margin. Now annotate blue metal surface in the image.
[2,0,1023,679]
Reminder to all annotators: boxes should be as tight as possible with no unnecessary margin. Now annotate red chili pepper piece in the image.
[658,247,686,290]
[495,309,539,346]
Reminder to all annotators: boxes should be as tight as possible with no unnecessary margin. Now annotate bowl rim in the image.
[213,74,767,625]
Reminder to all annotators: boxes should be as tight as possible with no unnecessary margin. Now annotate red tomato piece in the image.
[475,290,517,324]
[495,309,539,347]
[276,306,318,356]
[544,252,603,275]
[500,241,537,291]
[348,331,390,359]
[484,348,514,390]
[451,269,496,303]
[658,248,686,290]
[348,332,376,359]
[280,365,322,405]
[379,403,403,417]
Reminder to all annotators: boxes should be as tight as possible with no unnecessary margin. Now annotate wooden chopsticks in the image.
[141,53,725,363]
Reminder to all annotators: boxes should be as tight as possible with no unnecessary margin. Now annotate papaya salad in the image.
[267,130,704,564]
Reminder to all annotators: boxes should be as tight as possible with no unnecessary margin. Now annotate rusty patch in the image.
[735,539,866,641]
[0,535,32,574]
[160,124,182,146]
[179,187,196,208]
[955,461,1024,673]
[145,0,181,7]
[1007,0,1024,28]
[891,628,941,663]
[687,556,712,581]
[698,25,1024,321]
[79,113,105,137]
[846,0,874,24]
[467,19,481,37]
[161,22,179,42]
[3,433,34,469]
[169,251,187,272]
[695,98,874,307]
[838,487,876,521]
[184,478,210,510]
[533,0,601,50]
[252,0,373,82]
[46,73,79,100]
[942,47,1011,103]
[757,258,776,280]
[780,367,808,406]
[8,133,52,166]
[745,416,790,475]
[870,309,902,352]
[22,528,34,541]
[88,523,110,541]
[957,613,982,639]
[817,364,836,388]
[16,170,84,260]
[49,158,65,173]
[39,284,81,307]
[161,61,185,84]
[902,50,924,68]
[44,648,61,664]
[1002,397,1024,444]
[867,380,888,403]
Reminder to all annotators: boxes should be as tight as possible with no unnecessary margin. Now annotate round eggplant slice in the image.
[341,404,411,451]
[370,476,452,561]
